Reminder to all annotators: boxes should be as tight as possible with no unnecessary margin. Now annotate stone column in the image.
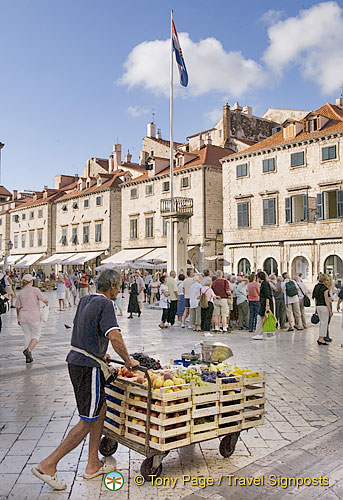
[167,217,188,274]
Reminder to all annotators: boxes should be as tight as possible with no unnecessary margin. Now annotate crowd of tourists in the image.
[122,268,341,344]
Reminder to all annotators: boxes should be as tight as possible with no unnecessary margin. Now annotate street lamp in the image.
[3,239,13,273]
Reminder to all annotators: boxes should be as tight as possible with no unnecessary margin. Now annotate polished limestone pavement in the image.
[0,291,343,499]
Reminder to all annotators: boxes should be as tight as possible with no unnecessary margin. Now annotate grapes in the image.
[131,353,162,370]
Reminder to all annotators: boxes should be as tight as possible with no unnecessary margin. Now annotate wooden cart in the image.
[99,361,265,481]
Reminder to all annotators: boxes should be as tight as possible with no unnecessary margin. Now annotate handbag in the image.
[200,292,208,308]
[40,304,49,323]
[303,295,311,307]
[262,312,277,333]
[311,310,320,324]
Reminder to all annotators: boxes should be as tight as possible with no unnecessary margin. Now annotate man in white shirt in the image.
[293,275,307,329]
[134,271,145,315]
[143,271,152,303]
[281,272,303,331]
[181,269,194,328]
[166,271,179,326]
[235,277,249,329]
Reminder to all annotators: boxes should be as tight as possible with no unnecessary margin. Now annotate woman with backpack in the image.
[281,272,303,331]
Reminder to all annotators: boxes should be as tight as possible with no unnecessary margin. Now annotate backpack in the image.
[200,291,208,308]
[0,296,9,315]
[285,280,298,297]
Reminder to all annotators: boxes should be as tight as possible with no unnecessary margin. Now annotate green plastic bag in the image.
[262,312,277,333]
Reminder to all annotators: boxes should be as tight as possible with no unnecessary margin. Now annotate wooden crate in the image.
[191,381,219,405]
[104,381,127,436]
[191,414,218,443]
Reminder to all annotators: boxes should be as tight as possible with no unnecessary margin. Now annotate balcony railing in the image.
[160,197,193,217]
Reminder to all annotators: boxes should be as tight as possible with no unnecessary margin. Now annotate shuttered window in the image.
[262,158,275,173]
[290,151,305,167]
[236,163,248,178]
[145,217,153,237]
[130,219,138,239]
[322,145,337,161]
[237,202,249,228]
[263,198,276,225]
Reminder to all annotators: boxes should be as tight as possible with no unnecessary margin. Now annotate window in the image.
[29,232,34,247]
[72,202,78,210]
[29,211,34,219]
[322,145,337,161]
[84,199,89,208]
[130,188,138,199]
[285,194,308,223]
[37,230,42,247]
[61,227,67,246]
[187,219,190,235]
[290,151,305,167]
[83,225,89,243]
[145,217,153,237]
[12,215,19,223]
[162,181,170,192]
[21,233,26,248]
[22,213,26,220]
[38,209,43,218]
[262,158,275,173]
[71,226,78,244]
[95,223,102,242]
[263,198,276,225]
[162,218,167,237]
[14,235,18,249]
[181,177,190,188]
[61,204,68,212]
[130,219,138,239]
[96,196,102,206]
[145,184,153,196]
[237,202,249,228]
[317,190,343,220]
[236,163,248,178]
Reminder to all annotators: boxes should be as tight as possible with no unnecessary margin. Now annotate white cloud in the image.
[263,1,343,94]
[127,105,151,118]
[119,33,265,98]
[260,9,284,26]
[204,108,222,124]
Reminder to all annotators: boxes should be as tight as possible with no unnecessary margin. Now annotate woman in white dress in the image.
[56,275,66,311]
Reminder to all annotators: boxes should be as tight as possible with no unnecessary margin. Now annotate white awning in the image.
[13,253,45,268]
[0,254,25,266]
[101,248,154,265]
[136,246,196,264]
[40,253,77,265]
[61,251,103,265]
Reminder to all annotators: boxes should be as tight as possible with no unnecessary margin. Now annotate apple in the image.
[151,424,158,430]
[136,376,145,384]
[129,428,138,436]
[139,432,145,438]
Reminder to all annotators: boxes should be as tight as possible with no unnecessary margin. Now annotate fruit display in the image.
[131,352,162,370]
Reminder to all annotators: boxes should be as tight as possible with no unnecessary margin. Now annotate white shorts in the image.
[138,292,144,303]
[21,322,42,348]
[57,292,66,300]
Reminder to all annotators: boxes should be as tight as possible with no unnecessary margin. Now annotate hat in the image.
[22,273,34,282]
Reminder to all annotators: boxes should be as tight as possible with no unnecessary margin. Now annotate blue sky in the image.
[0,0,342,191]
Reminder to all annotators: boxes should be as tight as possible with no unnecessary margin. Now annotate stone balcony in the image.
[160,197,193,218]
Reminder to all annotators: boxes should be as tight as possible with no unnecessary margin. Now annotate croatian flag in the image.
[172,20,188,87]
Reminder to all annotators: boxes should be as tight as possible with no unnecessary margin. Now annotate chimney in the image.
[243,106,252,118]
[156,128,162,140]
[139,150,149,166]
[125,150,132,163]
[336,97,343,109]
[86,159,91,177]
[12,190,17,199]
[222,103,230,148]
[147,122,156,138]
[108,154,114,173]
[113,144,122,170]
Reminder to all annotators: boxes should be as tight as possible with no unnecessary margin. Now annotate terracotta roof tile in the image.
[0,186,11,197]
[57,170,124,201]
[223,103,343,160]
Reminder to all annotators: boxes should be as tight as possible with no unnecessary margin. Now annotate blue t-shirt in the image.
[339,287,343,300]
[66,293,120,368]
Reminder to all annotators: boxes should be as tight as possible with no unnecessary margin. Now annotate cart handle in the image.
[108,359,152,455]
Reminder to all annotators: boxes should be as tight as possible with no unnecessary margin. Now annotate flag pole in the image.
[169,9,175,272]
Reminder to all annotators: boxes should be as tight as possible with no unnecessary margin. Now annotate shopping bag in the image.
[262,312,277,333]
[41,304,50,323]
[303,295,311,307]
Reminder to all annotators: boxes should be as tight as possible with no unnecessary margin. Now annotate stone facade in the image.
[221,101,343,284]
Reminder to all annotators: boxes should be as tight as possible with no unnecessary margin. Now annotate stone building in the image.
[221,99,343,285]
[9,177,77,270]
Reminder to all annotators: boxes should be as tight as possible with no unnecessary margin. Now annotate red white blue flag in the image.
[172,20,188,87]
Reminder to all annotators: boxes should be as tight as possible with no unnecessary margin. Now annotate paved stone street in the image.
[1,291,343,499]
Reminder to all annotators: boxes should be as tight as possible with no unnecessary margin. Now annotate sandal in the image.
[31,467,67,490]
[83,462,113,480]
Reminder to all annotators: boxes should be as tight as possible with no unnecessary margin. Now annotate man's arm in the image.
[107,329,139,369]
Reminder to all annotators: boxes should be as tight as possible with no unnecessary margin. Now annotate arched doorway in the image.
[324,255,343,286]
[237,258,251,274]
[263,257,278,276]
[291,256,310,280]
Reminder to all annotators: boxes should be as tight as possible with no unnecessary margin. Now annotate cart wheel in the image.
[219,432,240,458]
[140,458,163,481]
[99,436,118,457]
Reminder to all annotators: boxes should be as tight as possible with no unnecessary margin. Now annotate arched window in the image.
[263,257,278,276]
[324,255,343,285]
[291,256,309,280]
[237,258,251,274]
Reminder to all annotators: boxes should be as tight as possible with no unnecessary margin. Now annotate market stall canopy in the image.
[40,253,77,265]
[0,254,25,266]
[61,251,103,265]
[101,248,155,266]
[13,253,45,268]
[135,246,196,264]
